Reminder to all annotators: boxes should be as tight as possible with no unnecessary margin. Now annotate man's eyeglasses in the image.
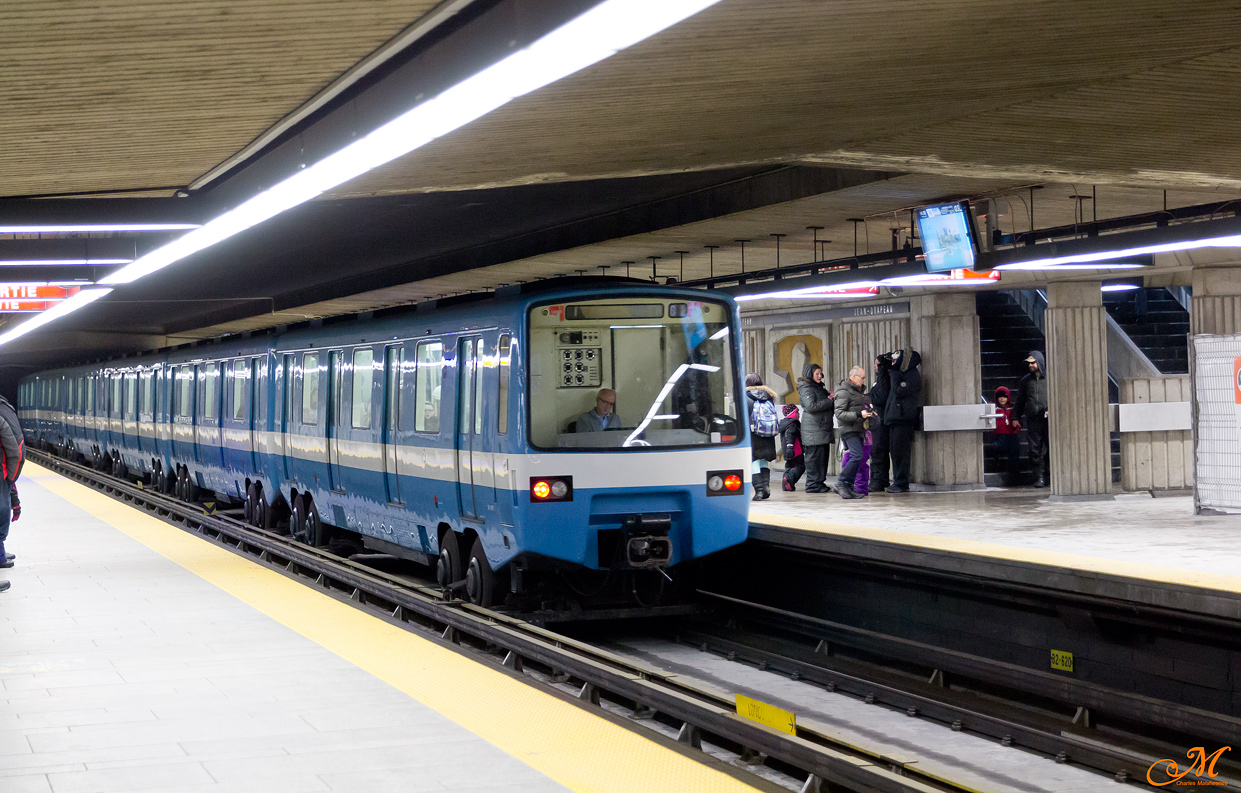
[597,398,615,407]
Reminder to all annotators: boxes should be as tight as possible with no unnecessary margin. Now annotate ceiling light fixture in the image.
[994,262,1147,271]
[0,224,198,233]
[0,259,132,266]
[0,288,112,345]
[101,0,722,287]
[735,281,881,301]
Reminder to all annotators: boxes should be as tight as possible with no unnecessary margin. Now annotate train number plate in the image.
[736,694,796,735]
[1050,649,1074,672]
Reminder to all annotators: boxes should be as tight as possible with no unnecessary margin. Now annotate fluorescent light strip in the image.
[1100,284,1141,292]
[736,281,880,301]
[995,262,1147,271]
[0,224,198,233]
[993,233,1241,270]
[0,259,132,266]
[102,0,721,287]
[0,288,112,345]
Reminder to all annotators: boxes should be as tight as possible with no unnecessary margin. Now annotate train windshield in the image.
[528,296,740,450]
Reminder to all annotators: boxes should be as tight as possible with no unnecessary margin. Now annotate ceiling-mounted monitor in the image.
[915,201,978,272]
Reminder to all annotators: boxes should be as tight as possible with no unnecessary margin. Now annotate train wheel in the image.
[244,484,257,525]
[255,490,273,532]
[436,531,463,592]
[465,538,497,607]
[116,461,128,481]
[304,500,324,548]
[290,495,307,542]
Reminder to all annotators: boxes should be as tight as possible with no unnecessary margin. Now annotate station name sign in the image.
[0,285,78,313]
[741,301,910,328]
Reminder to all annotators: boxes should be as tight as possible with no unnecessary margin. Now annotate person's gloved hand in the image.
[11,502,20,522]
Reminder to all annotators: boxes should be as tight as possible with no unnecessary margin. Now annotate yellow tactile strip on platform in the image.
[26,463,762,793]
[750,510,1241,596]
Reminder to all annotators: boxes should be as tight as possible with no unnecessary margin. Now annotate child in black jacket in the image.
[779,404,805,492]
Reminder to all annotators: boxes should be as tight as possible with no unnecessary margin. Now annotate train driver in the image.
[576,388,618,432]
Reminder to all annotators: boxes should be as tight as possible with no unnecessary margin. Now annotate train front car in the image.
[511,288,750,605]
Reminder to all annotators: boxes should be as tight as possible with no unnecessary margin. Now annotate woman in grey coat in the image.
[795,363,833,493]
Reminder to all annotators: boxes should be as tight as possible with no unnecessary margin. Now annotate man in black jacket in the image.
[796,363,834,493]
[1012,350,1049,487]
[868,353,893,492]
[883,347,922,492]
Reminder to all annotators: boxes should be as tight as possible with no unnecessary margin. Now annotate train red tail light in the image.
[530,476,573,502]
[706,469,745,496]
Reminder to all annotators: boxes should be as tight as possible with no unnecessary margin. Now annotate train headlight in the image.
[706,469,745,497]
[530,476,573,502]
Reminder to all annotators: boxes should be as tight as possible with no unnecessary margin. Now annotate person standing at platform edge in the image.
[1012,351,1050,488]
[991,386,1022,486]
[834,366,876,499]
[745,374,779,500]
[779,404,805,491]
[796,363,834,494]
[879,347,922,493]
[0,392,25,593]
[868,353,893,492]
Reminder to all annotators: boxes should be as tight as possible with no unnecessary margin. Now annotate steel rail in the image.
[28,449,978,793]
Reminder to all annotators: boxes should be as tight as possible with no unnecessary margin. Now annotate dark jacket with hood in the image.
[993,386,1018,434]
[0,395,23,482]
[869,356,892,424]
[779,408,803,459]
[1013,350,1048,423]
[883,347,923,427]
[746,385,778,462]
[834,377,870,439]
[795,364,834,446]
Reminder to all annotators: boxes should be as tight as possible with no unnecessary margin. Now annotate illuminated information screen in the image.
[916,203,977,272]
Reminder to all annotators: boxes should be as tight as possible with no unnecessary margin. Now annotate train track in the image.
[30,449,1236,791]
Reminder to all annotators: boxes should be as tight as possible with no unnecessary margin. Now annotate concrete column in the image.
[1191,266,1241,335]
[909,292,983,488]
[1045,282,1112,500]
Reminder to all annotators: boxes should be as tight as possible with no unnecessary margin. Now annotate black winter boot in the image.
[759,469,772,500]
[752,473,763,501]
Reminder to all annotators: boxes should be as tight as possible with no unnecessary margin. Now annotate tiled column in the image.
[1045,282,1112,500]
[910,292,983,488]
[1191,265,1241,335]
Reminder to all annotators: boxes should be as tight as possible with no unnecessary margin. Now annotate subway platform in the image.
[751,482,1241,620]
[0,464,762,793]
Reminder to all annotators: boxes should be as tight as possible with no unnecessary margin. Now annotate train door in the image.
[455,337,480,520]
[196,362,224,476]
[495,334,514,527]
[171,365,195,469]
[279,353,294,483]
[383,345,405,504]
[222,358,255,476]
[327,350,343,491]
[138,368,156,462]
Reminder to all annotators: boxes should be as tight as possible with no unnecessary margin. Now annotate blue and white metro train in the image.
[18,283,752,606]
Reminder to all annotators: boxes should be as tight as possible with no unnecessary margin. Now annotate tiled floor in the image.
[753,483,1241,579]
[0,475,577,793]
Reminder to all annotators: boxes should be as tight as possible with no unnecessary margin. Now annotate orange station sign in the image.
[0,285,79,312]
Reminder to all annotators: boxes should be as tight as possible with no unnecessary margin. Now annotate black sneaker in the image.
[0,580,8,592]
[885,485,909,493]
[836,483,859,499]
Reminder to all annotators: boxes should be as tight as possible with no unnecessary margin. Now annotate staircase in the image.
[976,291,1044,483]
[975,290,1120,485]
[1101,287,1190,374]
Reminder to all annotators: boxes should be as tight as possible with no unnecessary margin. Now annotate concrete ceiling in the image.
[2,0,1240,372]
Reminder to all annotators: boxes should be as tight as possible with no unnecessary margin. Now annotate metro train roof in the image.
[24,278,736,378]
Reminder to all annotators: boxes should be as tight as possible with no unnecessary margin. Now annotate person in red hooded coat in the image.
[992,386,1021,486]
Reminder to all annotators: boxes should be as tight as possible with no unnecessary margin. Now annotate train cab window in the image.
[351,348,374,429]
[414,341,443,433]
[527,297,740,450]
[201,364,219,420]
[302,352,320,425]
[497,334,511,435]
[231,359,247,420]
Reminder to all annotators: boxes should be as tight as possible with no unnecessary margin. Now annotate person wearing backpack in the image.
[745,374,779,501]
[0,393,24,591]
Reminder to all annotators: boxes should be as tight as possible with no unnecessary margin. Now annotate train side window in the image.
[302,352,320,425]
[111,376,121,416]
[124,375,135,418]
[231,359,246,420]
[176,367,191,418]
[142,372,154,417]
[384,346,405,433]
[497,334,511,435]
[351,348,374,429]
[255,358,267,426]
[201,364,219,420]
[414,341,443,433]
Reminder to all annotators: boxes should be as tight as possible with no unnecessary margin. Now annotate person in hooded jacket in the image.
[880,347,922,492]
[992,386,1022,486]
[796,363,834,493]
[834,366,876,499]
[0,393,23,592]
[779,404,804,491]
[745,374,779,500]
[1012,350,1050,487]
[867,353,893,492]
